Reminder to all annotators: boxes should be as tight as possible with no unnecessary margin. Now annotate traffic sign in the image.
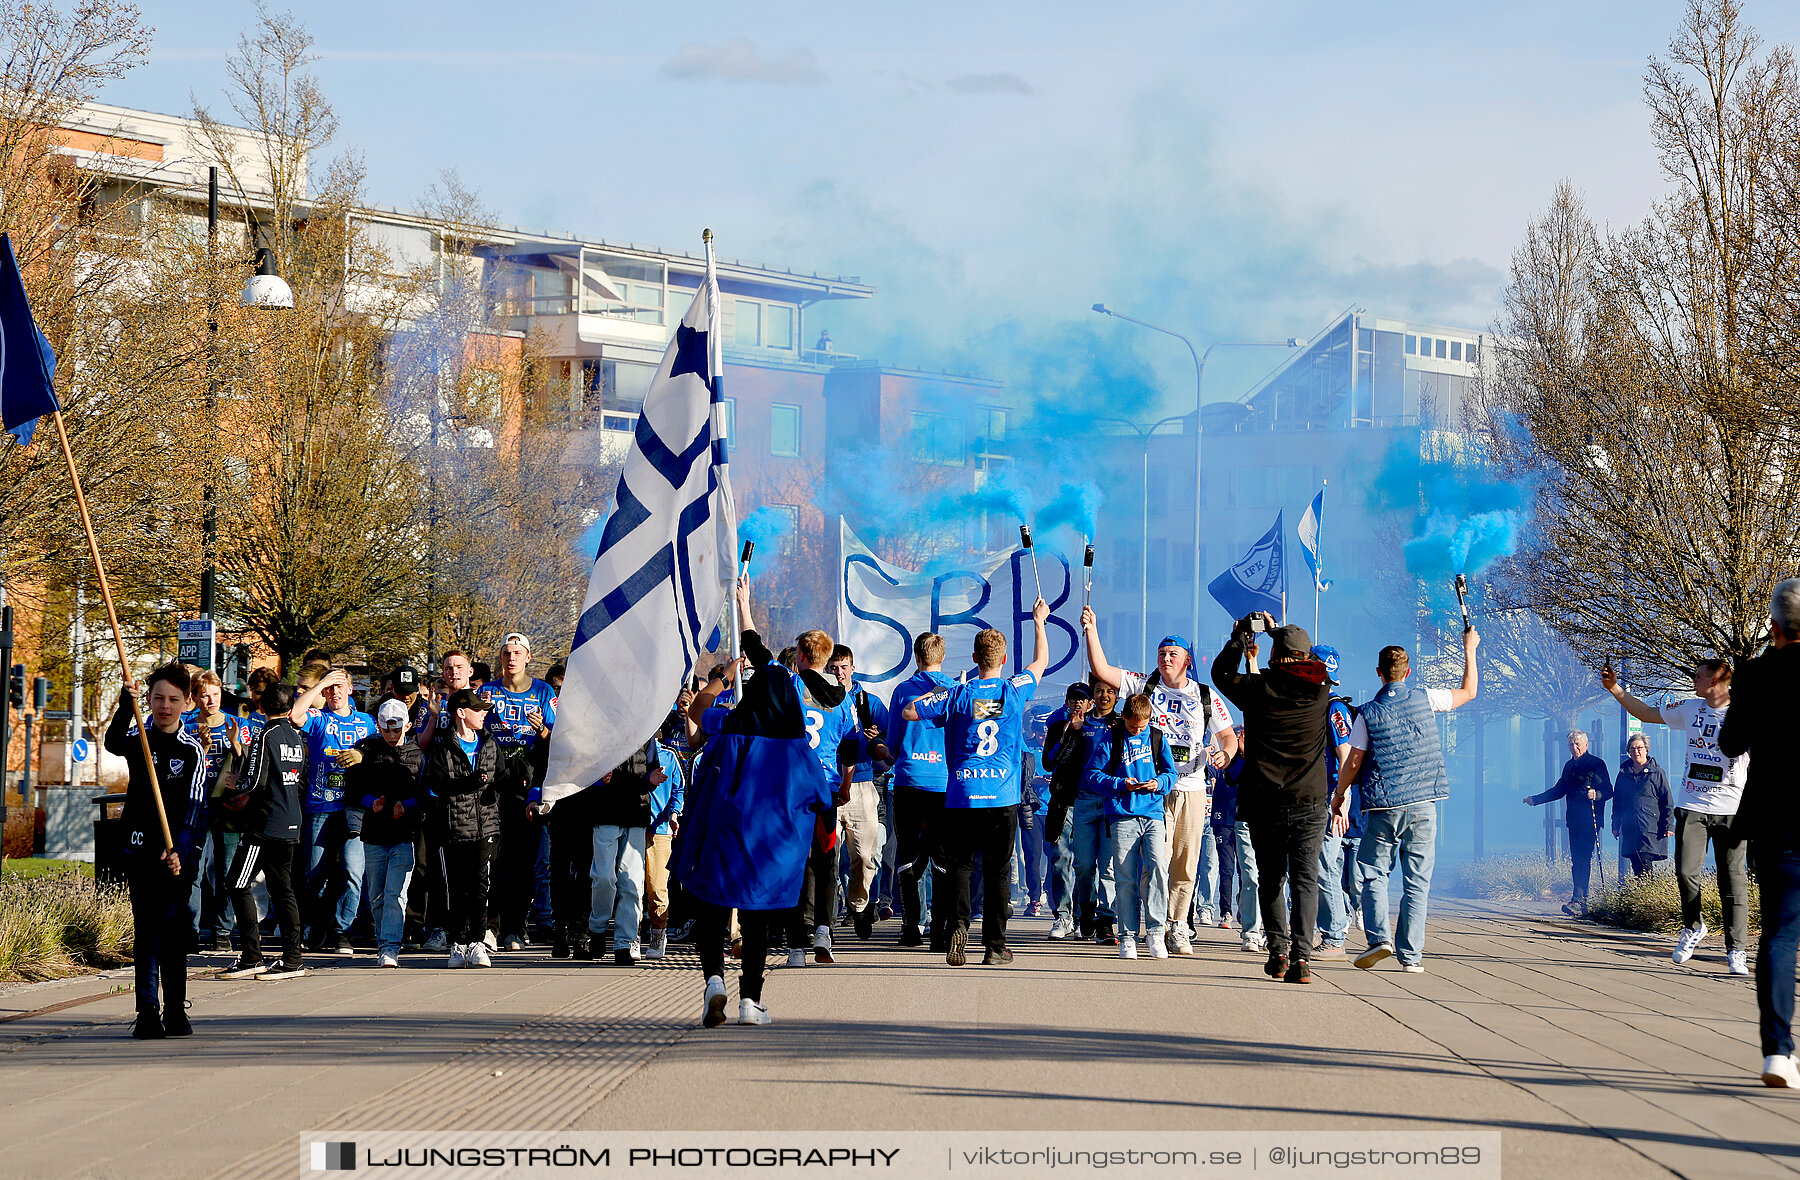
[72,738,90,762]
[43,709,72,720]
[178,618,216,668]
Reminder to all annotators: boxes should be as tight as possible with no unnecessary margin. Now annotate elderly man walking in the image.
[1526,731,1614,916]
[1719,578,1800,1089]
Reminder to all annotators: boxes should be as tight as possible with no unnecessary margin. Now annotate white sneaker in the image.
[702,975,728,1027]
[1240,931,1266,953]
[1197,908,1215,929]
[737,998,771,1026]
[502,933,524,952]
[624,939,643,963]
[813,925,834,964]
[1048,915,1073,940]
[1148,936,1169,959]
[1673,920,1706,965]
[1763,1054,1800,1088]
[1400,963,1426,974]
[786,947,807,967]
[1727,949,1749,976]
[376,951,399,969]
[1119,937,1138,960]
[644,929,667,960]
[1170,931,1194,956]
[469,941,493,968]
[447,943,466,969]
[482,928,498,951]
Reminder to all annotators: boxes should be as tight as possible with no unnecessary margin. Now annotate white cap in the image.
[377,699,409,729]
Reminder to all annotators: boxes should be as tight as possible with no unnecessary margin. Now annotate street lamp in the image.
[1091,304,1301,643]
[1098,413,1185,669]
[201,168,293,626]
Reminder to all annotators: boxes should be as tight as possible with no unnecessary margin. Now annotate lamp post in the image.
[1098,414,1185,669]
[1091,305,1300,646]
[201,169,294,631]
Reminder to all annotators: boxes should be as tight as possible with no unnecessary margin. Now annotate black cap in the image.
[446,688,491,714]
[393,665,419,692]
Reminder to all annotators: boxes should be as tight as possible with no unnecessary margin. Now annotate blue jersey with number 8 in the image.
[792,672,858,783]
[911,671,1038,809]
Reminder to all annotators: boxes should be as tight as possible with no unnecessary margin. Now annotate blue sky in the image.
[102,1,1800,408]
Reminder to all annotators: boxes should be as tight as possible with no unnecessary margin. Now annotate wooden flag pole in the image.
[49,408,171,850]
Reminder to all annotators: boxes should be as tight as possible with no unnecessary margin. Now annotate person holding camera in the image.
[1211,612,1334,984]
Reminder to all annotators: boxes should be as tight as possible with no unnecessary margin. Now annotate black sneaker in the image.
[164,1009,194,1036]
[1264,952,1289,979]
[262,960,308,980]
[897,926,924,948]
[334,935,354,956]
[946,927,968,967]
[982,946,1014,966]
[1077,919,1094,941]
[571,937,594,961]
[1284,958,1312,985]
[853,905,875,940]
[614,948,635,967]
[551,939,572,959]
[1095,922,1119,947]
[219,956,269,979]
[131,1010,165,1040]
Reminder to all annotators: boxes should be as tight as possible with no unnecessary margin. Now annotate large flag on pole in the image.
[542,235,737,806]
[1207,510,1287,621]
[1297,484,1332,592]
[0,234,59,445]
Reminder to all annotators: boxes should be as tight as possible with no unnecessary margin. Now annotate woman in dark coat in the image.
[1613,733,1673,878]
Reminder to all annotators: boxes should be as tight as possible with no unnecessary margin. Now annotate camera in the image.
[1249,616,1266,633]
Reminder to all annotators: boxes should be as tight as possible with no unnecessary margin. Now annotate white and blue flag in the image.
[1297,484,1332,593]
[542,242,736,806]
[1207,510,1287,621]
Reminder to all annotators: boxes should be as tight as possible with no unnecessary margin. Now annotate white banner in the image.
[836,519,1084,699]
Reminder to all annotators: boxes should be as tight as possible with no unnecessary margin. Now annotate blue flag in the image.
[0,234,59,446]
[1297,486,1332,592]
[1208,510,1287,621]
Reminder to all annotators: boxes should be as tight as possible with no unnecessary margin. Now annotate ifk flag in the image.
[1297,486,1332,592]
[540,239,736,806]
[1208,510,1287,621]
[0,234,58,446]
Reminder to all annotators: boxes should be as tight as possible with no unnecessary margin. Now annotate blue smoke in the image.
[740,505,796,551]
[1379,439,1524,581]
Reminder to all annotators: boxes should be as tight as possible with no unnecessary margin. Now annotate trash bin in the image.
[92,793,129,887]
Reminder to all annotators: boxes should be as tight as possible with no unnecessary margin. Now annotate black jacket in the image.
[1211,635,1333,810]
[590,737,661,829]
[1530,752,1614,832]
[349,734,425,845]
[1612,758,1672,860]
[1719,641,1800,853]
[424,729,502,842]
[230,717,307,842]
[104,697,210,866]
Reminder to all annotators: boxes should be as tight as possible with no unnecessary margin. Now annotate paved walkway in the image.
[1,899,1794,1179]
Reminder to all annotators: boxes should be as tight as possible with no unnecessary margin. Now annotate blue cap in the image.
[1157,634,1196,674]
[1310,644,1341,684]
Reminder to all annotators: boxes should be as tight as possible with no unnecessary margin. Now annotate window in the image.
[602,412,634,433]
[668,288,695,325]
[590,253,666,324]
[770,403,801,457]
[1277,465,1315,506]
[770,504,800,556]
[1417,336,1432,357]
[720,397,735,451]
[733,300,761,347]
[599,360,655,411]
[909,411,964,466]
[1357,327,1373,352]
[765,304,793,350]
[985,407,1008,443]
[1405,335,1417,355]
[1435,338,1447,359]
[1147,539,1168,590]
[1229,467,1272,507]
[1467,341,1479,366]
[1450,341,1462,361]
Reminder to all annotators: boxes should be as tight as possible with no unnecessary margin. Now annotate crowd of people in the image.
[107,575,1800,1091]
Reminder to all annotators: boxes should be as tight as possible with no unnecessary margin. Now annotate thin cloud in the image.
[660,39,826,86]
[946,72,1035,96]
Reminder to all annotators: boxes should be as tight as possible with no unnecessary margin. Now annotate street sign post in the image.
[177,618,216,669]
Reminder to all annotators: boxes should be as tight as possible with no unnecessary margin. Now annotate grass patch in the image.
[0,870,133,982]
[2,857,95,880]
[1448,854,1563,902]
[1586,868,1761,936]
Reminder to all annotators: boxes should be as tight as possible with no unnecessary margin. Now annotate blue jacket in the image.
[651,744,686,836]
[1086,722,1179,820]
[1357,683,1449,811]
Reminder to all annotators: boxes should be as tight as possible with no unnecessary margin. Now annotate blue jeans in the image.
[1318,834,1360,946]
[1756,847,1800,1058]
[1196,821,1219,917]
[1018,820,1045,903]
[304,811,343,938]
[1234,820,1262,935]
[1046,807,1076,921]
[1072,795,1116,924]
[363,841,415,957]
[1112,815,1170,939]
[1356,802,1438,965]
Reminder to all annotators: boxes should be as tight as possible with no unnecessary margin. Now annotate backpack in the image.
[1107,719,1166,777]
[1145,675,1218,763]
